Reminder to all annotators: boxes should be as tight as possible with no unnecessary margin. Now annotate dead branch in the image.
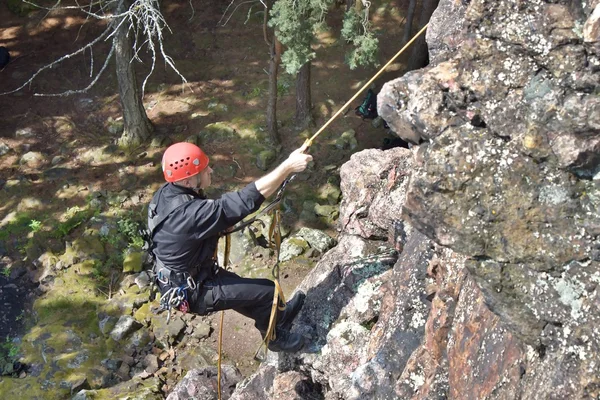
[4,0,189,98]
[219,0,264,27]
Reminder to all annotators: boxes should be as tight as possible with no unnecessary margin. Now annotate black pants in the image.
[161,267,277,332]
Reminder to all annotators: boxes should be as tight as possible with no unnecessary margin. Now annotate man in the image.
[148,142,312,352]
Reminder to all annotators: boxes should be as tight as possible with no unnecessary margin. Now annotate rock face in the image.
[381,0,599,398]
[167,366,242,400]
[227,1,600,398]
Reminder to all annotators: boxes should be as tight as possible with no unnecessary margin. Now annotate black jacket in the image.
[148,182,265,276]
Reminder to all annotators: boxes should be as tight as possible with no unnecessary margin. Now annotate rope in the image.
[304,22,429,148]
[216,235,230,400]
[217,309,225,400]
[254,279,286,360]
[213,22,429,390]
[253,206,287,361]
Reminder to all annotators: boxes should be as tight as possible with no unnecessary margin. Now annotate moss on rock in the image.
[122,251,143,273]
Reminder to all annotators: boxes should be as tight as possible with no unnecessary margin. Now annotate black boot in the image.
[266,328,304,353]
[277,291,306,330]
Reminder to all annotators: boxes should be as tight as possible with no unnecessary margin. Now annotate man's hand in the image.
[283,146,313,174]
[255,145,314,198]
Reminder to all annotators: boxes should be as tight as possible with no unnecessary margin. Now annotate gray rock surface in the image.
[379,0,600,398]
[166,366,242,400]
[0,142,9,156]
[279,236,309,262]
[296,227,335,253]
[339,147,413,241]
[110,315,142,341]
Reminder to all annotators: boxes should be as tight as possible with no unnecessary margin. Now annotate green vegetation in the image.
[341,8,379,69]
[0,336,20,376]
[117,215,145,249]
[28,219,42,233]
[270,0,379,74]
[6,0,37,16]
[53,206,97,239]
[0,213,34,242]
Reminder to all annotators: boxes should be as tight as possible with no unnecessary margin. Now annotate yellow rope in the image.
[304,22,429,148]
[254,206,287,360]
[216,235,231,400]
[216,23,429,377]
[217,310,225,400]
[254,279,286,360]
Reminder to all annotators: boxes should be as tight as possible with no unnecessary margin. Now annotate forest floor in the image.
[0,0,412,391]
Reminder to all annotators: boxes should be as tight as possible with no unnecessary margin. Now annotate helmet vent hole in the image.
[186,157,190,160]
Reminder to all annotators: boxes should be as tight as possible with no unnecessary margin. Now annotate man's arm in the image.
[255,146,313,198]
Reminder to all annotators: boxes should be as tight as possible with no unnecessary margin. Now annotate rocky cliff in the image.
[212,0,600,399]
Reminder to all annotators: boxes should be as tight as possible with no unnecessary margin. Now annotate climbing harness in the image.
[214,23,429,400]
[158,273,197,323]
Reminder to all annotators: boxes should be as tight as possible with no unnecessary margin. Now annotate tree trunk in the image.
[402,0,418,44]
[266,37,281,144]
[115,0,153,148]
[406,0,439,71]
[294,61,313,129]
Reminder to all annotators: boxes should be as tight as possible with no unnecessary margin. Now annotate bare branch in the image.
[34,41,115,97]
[219,0,237,26]
[220,0,262,27]
[0,23,114,96]
[5,0,191,98]
[188,0,195,22]
[23,0,127,20]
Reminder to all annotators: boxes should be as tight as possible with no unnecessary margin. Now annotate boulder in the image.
[123,251,144,273]
[15,127,35,138]
[339,147,413,241]
[73,376,162,400]
[150,313,186,347]
[19,151,45,168]
[279,237,309,262]
[334,129,357,150]
[296,227,335,254]
[0,142,10,156]
[256,149,276,171]
[167,366,242,400]
[110,315,142,342]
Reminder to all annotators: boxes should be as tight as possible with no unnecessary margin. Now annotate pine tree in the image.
[269,0,379,129]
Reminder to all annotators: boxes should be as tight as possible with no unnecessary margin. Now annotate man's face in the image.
[198,166,212,189]
[181,166,212,191]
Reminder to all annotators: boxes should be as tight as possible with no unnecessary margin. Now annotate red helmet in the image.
[161,142,209,182]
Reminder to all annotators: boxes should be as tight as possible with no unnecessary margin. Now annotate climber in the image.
[147,142,312,352]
